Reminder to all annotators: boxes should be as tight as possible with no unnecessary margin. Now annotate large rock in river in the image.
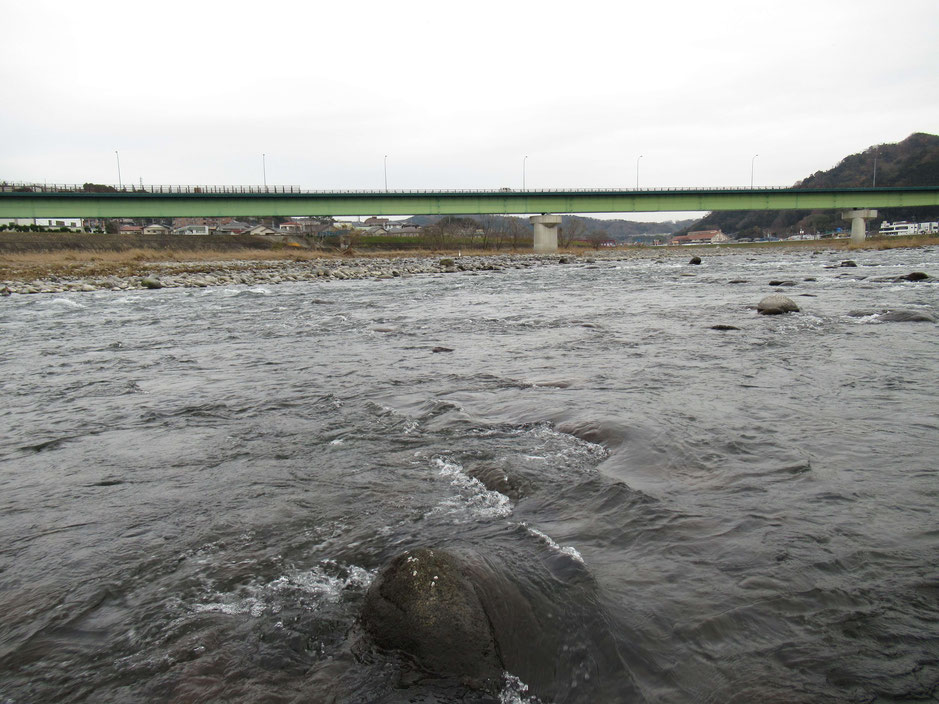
[757,294,800,315]
[357,541,643,701]
[360,548,503,691]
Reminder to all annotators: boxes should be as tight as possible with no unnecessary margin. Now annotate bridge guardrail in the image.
[0,182,927,196]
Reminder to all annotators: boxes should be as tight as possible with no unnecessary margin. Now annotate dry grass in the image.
[846,235,939,250]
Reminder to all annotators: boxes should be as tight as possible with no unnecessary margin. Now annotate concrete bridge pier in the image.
[842,209,877,243]
[530,214,562,252]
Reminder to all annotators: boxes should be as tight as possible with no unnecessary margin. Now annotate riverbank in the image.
[2,236,936,295]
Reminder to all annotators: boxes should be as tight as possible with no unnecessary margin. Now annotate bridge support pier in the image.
[530,214,562,252]
[842,209,877,244]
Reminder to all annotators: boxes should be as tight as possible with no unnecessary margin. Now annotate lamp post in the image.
[872,152,878,187]
[262,153,267,189]
[636,154,643,189]
[115,150,122,189]
[750,153,759,189]
[523,155,528,190]
[384,154,388,191]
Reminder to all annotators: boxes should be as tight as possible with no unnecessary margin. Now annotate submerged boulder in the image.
[466,463,532,501]
[688,256,702,265]
[757,294,800,315]
[880,309,937,323]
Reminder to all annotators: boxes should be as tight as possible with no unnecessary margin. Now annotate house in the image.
[142,224,170,235]
[216,220,251,235]
[120,224,143,234]
[390,226,421,237]
[364,217,389,227]
[243,224,278,236]
[671,229,726,245]
[173,224,211,235]
[0,217,84,230]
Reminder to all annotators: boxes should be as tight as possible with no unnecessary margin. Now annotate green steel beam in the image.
[2,187,938,218]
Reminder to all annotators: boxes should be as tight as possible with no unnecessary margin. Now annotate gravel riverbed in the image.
[0,252,653,295]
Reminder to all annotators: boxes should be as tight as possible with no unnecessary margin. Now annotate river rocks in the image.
[357,542,641,701]
[895,271,930,282]
[840,260,858,267]
[880,309,937,323]
[768,280,796,286]
[757,294,800,315]
[359,548,503,691]
[140,276,162,289]
[689,256,702,265]
[711,324,740,331]
[466,464,532,501]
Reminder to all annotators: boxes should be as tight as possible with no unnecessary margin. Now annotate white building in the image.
[0,217,84,230]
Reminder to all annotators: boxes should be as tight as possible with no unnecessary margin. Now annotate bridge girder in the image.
[1,187,938,218]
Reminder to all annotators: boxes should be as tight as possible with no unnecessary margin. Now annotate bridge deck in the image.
[2,186,938,218]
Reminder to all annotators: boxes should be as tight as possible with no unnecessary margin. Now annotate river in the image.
[1,247,937,703]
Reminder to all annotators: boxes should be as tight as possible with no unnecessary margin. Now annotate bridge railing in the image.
[0,182,306,194]
[0,181,899,195]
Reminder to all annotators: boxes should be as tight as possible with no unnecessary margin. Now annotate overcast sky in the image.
[1,0,936,220]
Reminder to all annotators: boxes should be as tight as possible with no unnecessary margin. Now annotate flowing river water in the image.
[1,248,937,703]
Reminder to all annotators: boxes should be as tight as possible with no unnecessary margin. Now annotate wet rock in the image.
[140,277,162,289]
[558,256,570,264]
[360,548,503,691]
[727,279,748,284]
[757,294,800,315]
[710,324,740,331]
[688,256,702,265]
[431,346,454,353]
[840,260,858,267]
[768,280,796,287]
[895,271,930,282]
[880,310,937,323]
[804,277,817,281]
[466,464,532,501]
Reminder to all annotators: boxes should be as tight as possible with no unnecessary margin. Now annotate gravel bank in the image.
[0,253,621,295]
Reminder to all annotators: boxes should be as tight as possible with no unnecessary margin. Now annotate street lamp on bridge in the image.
[523,155,528,190]
[636,154,643,190]
[384,155,388,191]
[750,153,759,189]
[115,151,122,189]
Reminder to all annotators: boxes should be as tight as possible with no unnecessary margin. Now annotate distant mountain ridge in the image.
[680,132,939,237]
[405,213,696,240]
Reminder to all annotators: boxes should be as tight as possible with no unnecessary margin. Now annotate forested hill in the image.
[681,132,939,238]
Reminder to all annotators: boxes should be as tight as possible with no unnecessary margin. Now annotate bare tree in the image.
[587,229,609,250]
[560,216,586,248]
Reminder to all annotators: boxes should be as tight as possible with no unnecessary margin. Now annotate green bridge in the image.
[3,184,937,250]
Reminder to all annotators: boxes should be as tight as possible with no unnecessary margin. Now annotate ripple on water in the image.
[191,560,373,618]
[428,457,513,521]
